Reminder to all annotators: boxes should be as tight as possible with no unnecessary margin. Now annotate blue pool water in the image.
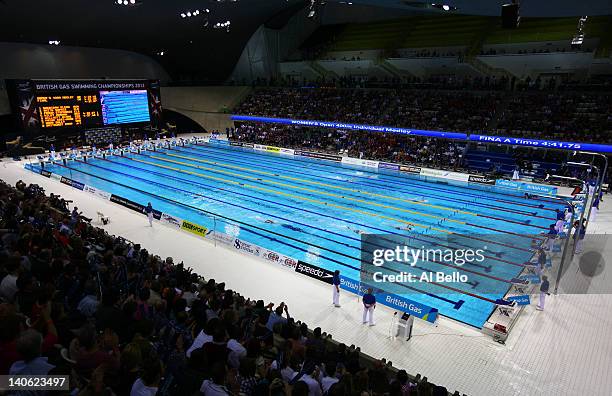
[28,143,563,327]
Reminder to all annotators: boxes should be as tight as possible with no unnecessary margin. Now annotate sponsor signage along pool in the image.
[341,157,380,168]
[295,261,335,284]
[40,169,52,177]
[507,294,531,306]
[468,175,496,185]
[160,213,182,229]
[84,185,111,200]
[109,194,162,219]
[59,176,85,190]
[295,150,342,162]
[338,276,439,323]
[180,219,208,237]
[233,238,262,257]
[208,138,230,146]
[399,165,421,174]
[379,162,400,171]
[419,168,470,182]
[495,179,558,195]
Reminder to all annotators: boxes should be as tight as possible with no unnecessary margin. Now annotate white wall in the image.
[161,86,251,131]
[0,42,170,82]
[387,57,479,77]
[279,62,320,80]
[477,52,600,79]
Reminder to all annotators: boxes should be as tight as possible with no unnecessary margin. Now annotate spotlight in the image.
[181,13,186,18]
[442,4,450,11]
[187,11,191,16]
[130,0,135,4]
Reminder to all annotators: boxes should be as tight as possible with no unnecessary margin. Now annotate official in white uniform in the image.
[332,270,341,307]
[362,288,376,326]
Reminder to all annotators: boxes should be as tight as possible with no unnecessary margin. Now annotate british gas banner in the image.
[180,220,208,237]
[495,179,558,195]
[208,138,230,146]
[232,115,468,140]
[339,276,438,323]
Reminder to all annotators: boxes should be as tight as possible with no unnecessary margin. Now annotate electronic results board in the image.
[37,94,102,128]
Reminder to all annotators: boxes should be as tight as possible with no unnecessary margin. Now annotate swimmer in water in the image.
[395,225,413,231]
[265,219,276,224]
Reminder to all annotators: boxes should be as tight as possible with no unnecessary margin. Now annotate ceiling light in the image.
[442,4,450,11]
[130,0,135,4]
[180,13,186,17]
[187,11,192,16]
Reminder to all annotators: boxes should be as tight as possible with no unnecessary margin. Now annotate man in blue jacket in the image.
[362,288,376,326]
[332,270,341,307]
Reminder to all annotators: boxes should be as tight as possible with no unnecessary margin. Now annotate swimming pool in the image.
[27,142,562,327]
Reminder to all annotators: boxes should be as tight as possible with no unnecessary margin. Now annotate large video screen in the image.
[6,79,161,130]
[100,90,150,125]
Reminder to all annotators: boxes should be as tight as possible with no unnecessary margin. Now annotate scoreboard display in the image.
[37,94,102,128]
[6,79,162,131]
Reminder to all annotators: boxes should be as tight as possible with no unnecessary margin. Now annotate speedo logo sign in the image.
[468,175,495,185]
[295,261,334,284]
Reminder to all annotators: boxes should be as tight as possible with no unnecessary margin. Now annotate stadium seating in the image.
[0,179,458,395]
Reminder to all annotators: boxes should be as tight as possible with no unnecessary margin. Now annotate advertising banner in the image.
[495,179,557,195]
[160,213,182,229]
[60,176,85,190]
[109,194,162,219]
[379,162,400,171]
[399,165,421,174]
[468,175,496,185]
[208,138,230,146]
[296,151,342,162]
[260,248,298,271]
[295,261,335,284]
[507,295,531,306]
[337,276,439,323]
[419,168,469,182]
[233,238,262,257]
[180,220,208,237]
[84,185,111,200]
[341,157,380,168]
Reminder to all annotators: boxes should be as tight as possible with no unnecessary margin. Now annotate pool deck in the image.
[2,158,612,396]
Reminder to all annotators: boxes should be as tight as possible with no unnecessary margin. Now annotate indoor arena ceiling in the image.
[0,0,610,82]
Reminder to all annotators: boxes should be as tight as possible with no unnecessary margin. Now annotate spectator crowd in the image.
[234,87,611,144]
[0,180,456,396]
